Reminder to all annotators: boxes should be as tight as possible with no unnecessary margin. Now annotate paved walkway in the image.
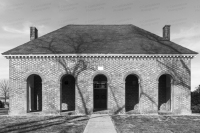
[83,114,117,133]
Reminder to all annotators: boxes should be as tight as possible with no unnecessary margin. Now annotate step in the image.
[0,108,8,115]
[0,113,8,115]
[92,110,110,114]
[126,110,140,114]
[61,111,76,115]
[0,108,8,112]
[158,111,173,115]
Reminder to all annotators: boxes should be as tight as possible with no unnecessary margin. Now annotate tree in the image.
[30,31,109,114]
[132,27,193,113]
[0,79,9,103]
[193,85,200,93]
[191,85,200,113]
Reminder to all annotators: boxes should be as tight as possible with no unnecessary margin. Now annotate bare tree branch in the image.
[29,32,104,114]
[0,79,9,103]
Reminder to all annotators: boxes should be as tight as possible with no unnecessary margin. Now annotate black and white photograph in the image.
[0,0,200,132]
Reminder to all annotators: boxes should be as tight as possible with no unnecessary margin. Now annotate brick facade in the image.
[8,56,191,115]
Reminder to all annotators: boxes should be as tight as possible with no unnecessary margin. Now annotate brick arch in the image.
[91,71,111,84]
[124,71,141,112]
[24,72,44,82]
[60,73,76,112]
[26,73,43,112]
[58,73,76,83]
[123,71,142,84]
[92,71,109,111]
[157,72,174,112]
[156,72,175,83]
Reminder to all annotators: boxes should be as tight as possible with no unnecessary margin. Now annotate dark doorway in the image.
[61,75,75,112]
[27,74,42,112]
[93,74,107,111]
[125,75,139,112]
[158,74,171,111]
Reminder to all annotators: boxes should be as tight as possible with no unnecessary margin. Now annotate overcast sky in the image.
[0,0,200,91]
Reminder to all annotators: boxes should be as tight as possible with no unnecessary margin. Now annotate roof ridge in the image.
[67,24,133,26]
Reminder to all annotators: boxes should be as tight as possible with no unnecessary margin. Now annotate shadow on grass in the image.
[111,115,200,133]
[0,115,88,133]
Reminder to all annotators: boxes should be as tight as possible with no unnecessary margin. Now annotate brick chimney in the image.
[30,27,38,40]
[163,25,170,41]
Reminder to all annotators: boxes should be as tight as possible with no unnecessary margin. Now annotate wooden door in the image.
[94,82,107,110]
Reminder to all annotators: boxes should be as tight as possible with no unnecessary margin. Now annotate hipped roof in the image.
[2,24,198,55]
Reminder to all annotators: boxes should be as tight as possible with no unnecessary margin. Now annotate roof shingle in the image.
[2,24,198,55]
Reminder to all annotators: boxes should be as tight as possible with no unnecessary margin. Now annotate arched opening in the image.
[27,74,42,112]
[125,74,139,112]
[158,74,172,111]
[93,74,107,111]
[61,74,75,112]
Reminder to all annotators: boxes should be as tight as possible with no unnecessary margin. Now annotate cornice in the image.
[3,54,196,59]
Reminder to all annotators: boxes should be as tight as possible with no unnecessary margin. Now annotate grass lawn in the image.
[0,115,89,133]
[112,115,200,133]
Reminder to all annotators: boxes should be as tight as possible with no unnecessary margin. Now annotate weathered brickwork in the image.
[8,56,191,115]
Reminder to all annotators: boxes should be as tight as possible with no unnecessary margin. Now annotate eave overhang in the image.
[2,54,197,59]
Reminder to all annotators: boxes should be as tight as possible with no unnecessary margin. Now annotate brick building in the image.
[2,24,198,115]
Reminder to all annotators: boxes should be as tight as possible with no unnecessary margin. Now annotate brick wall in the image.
[8,56,191,115]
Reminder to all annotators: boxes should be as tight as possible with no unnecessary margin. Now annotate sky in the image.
[0,0,200,91]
